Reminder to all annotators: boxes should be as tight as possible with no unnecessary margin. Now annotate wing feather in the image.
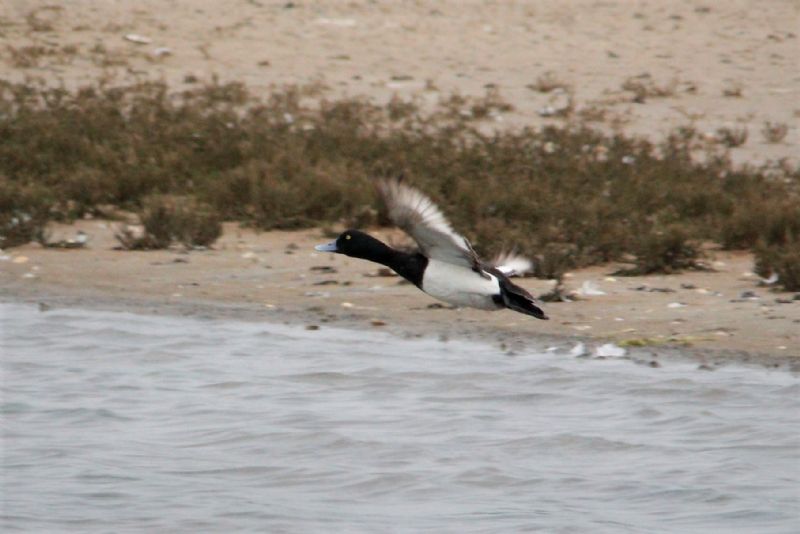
[491,251,533,277]
[376,178,479,270]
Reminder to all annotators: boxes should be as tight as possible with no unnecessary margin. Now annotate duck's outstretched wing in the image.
[491,251,533,278]
[376,178,479,270]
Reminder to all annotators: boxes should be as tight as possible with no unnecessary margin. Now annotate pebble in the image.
[633,285,675,293]
[310,265,337,273]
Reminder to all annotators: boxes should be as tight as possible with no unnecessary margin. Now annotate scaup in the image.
[315,178,547,320]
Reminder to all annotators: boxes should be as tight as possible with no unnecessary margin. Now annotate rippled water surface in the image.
[2,303,798,532]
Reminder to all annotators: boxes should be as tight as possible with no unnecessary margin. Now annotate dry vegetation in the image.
[715,126,748,148]
[762,121,789,144]
[115,195,221,250]
[621,74,678,103]
[0,78,798,289]
[527,71,569,94]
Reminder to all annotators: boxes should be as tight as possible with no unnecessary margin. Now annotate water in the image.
[2,302,798,533]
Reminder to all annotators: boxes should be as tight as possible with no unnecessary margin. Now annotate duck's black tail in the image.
[498,278,548,320]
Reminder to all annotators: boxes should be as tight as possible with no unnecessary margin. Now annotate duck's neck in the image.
[354,237,428,288]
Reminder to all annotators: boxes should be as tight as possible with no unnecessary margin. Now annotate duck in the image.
[314,178,548,320]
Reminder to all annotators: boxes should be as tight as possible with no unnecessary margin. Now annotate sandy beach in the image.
[1,1,798,366]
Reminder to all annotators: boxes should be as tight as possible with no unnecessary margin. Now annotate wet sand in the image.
[2,220,798,370]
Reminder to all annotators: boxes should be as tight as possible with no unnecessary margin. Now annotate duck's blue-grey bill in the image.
[315,241,338,252]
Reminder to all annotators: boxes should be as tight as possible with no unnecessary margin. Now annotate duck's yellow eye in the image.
[345,234,351,240]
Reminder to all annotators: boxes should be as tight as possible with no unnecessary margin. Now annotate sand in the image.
[1,1,798,366]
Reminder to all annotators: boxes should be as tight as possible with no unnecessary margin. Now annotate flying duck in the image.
[314,179,548,320]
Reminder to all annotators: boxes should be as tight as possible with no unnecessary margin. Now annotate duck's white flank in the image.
[421,259,501,310]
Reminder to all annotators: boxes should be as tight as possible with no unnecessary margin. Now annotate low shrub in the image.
[755,239,800,291]
[0,78,797,283]
[117,195,221,249]
[617,225,704,275]
[0,179,51,248]
[531,243,579,280]
[716,126,748,148]
[762,122,788,144]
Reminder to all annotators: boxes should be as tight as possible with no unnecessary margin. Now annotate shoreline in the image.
[2,281,796,373]
[3,221,798,372]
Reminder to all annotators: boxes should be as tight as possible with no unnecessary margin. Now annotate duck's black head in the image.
[314,229,391,261]
[315,229,426,287]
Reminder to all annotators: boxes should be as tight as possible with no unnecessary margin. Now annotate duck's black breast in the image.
[389,252,429,288]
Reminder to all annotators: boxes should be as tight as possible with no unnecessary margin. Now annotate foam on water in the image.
[2,303,798,532]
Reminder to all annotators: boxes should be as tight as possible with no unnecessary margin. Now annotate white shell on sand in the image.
[595,343,626,357]
[577,281,606,296]
[124,34,152,44]
[314,18,356,27]
[569,342,587,357]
